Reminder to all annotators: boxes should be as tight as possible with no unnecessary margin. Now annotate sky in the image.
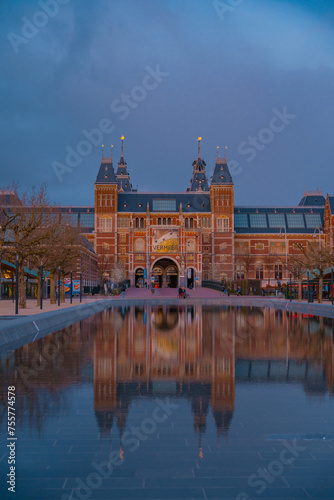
[1,0,334,207]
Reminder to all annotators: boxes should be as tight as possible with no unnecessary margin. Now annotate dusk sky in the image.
[1,0,334,207]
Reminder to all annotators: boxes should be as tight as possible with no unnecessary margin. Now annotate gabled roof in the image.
[117,192,211,213]
[211,158,233,185]
[95,158,117,184]
[328,195,334,213]
[298,190,325,206]
[188,157,209,192]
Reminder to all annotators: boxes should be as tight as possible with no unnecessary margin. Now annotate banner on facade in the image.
[152,229,179,253]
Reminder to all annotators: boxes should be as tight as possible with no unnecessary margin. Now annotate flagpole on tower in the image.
[198,137,202,158]
[121,135,124,158]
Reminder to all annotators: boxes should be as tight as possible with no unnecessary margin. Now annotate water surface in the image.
[1,305,334,499]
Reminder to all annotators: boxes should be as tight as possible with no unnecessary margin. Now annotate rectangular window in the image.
[286,213,305,228]
[249,214,267,228]
[304,213,322,228]
[100,217,112,232]
[236,265,244,280]
[274,264,283,280]
[234,214,249,228]
[268,214,286,228]
[256,265,263,280]
[80,213,95,228]
[152,199,176,211]
[217,218,229,232]
[221,195,224,206]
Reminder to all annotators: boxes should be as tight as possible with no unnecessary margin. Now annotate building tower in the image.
[187,137,210,192]
[115,135,133,192]
[95,145,119,281]
[210,147,234,280]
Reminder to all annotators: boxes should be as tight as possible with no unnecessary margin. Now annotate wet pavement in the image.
[0,305,334,499]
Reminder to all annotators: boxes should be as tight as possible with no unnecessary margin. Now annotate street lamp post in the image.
[15,255,19,315]
[313,226,322,249]
[279,226,288,281]
[58,266,61,306]
[70,270,73,304]
[40,262,43,310]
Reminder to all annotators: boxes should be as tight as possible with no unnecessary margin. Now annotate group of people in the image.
[178,286,188,299]
[221,284,242,296]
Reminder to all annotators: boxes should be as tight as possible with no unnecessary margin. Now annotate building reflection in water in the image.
[1,306,334,455]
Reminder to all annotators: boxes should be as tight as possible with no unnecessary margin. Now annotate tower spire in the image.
[198,137,202,159]
[110,144,113,162]
[121,135,124,158]
[102,144,104,159]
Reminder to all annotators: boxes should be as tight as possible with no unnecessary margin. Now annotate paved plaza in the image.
[1,286,334,319]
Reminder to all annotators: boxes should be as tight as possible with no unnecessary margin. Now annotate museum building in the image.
[73,137,333,288]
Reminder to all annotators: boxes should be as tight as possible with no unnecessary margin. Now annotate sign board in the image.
[152,229,178,253]
[58,279,81,295]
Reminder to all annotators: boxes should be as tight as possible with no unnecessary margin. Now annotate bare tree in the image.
[277,249,308,302]
[110,261,126,285]
[235,249,254,294]
[4,185,59,308]
[294,241,334,303]
[263,249,276,288]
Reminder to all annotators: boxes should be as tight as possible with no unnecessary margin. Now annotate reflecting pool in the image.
[1,305,334,499]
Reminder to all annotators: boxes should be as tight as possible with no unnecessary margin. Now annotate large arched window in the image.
[135,217,139,228]
[167,217,171,225]
[189,218,194,228]
[140,217,144,228]
[163,217,166,225]
[185,218,189,228]
[158,218,161,225]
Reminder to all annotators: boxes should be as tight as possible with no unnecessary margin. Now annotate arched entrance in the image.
[135,267,145,287]
[151,258,179,288]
